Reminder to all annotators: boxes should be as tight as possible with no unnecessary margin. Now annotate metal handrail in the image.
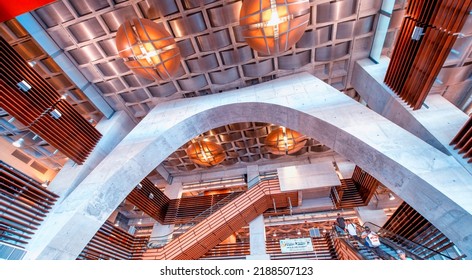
[361,221,454,260]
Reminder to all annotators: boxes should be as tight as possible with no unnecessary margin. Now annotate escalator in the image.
[333,221,462,260]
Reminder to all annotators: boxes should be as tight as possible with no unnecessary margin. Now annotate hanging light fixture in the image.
[239,0,310,56]
[185,139,226,167]
[115,18,181,80]
[264,126,307,155]
[388,193,396,200]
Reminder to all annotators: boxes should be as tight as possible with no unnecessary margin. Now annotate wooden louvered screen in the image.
[351,166,378,204]
[125,178,170,224]
[164,192,242,225]
[384,0,472,110]
[0,36,102,164]
[450,117,472,163]
[77,221,148,260]
[383,202,462,259]
[0,161,59,248]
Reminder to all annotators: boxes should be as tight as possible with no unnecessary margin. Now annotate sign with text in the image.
[280,238,314,253]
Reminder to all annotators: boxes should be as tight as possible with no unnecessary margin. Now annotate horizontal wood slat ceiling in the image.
[450,117,472,163]
[0,36,101,164]
[385,0,472,110]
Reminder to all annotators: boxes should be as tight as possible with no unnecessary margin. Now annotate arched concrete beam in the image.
[25,73,472,260]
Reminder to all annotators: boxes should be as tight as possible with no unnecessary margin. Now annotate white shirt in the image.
[346,223,357,236]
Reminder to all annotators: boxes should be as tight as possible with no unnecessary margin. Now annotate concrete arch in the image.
[26,73,472,260]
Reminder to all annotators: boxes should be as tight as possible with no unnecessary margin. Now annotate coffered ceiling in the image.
[28,0,404,122]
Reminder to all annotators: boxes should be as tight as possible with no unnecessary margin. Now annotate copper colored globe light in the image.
[264,127,307,155]
[239,0,310,56]
[186,140,226,167]
[115,18,181,81]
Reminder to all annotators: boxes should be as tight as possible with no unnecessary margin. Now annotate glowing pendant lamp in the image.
[239,0,310,56]
[264,127,307,155]
[115,18,181,80]
[186,140,226,167]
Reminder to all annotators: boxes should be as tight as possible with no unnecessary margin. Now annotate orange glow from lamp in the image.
[185,140,226,167]
[264,127,307,155]
[239,0,310,56]
[115,18,181,80]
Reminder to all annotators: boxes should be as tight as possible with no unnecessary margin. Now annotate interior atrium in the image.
[1,0,472,261]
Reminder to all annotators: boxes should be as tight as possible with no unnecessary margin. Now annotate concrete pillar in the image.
[48,111,135,203]
[246,165,271,260]
[246,215,270,260]
[148,182,183,247]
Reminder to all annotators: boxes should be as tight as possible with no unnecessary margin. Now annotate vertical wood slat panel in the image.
[382,202,457,258]
[125,178,169,224]
[0,161,59,248]
[384,0,472,110]
[0,36,101,164]
[450,117,472,163]
[351,166,378,204]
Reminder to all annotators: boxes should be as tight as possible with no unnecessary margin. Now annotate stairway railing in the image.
[147,190,244,248]
[146,175,280,248]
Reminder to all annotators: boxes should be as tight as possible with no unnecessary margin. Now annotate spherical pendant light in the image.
[186,140,226,167]
[264,127,307,155]
[239,0,310,56]
[115,18,181,80]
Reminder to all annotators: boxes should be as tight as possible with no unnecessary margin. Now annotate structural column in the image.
[48,111,134,203]
[246,165,271,260]
[148,182,183,247]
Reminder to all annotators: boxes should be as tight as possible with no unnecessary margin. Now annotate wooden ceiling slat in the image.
[0,36,101,164]
[450,117,472,163]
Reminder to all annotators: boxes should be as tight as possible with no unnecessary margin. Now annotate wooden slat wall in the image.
[126,179,244,225]
[141,179,298,260]
[382,202,458,259]
[125,178,169,224]
[351,166,378,204]
[0,161,59,248]
[450,117,472,163]
[0,36,101,164]
[77,221,148,260]
[164,192,242,225]
[384,0,472,110]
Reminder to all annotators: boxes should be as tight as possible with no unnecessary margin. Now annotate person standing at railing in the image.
[335,213,346,235]
[345,220,361,242]
[361,226,391,260]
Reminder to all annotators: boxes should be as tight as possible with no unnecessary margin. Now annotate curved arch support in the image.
[25,73,472,260]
